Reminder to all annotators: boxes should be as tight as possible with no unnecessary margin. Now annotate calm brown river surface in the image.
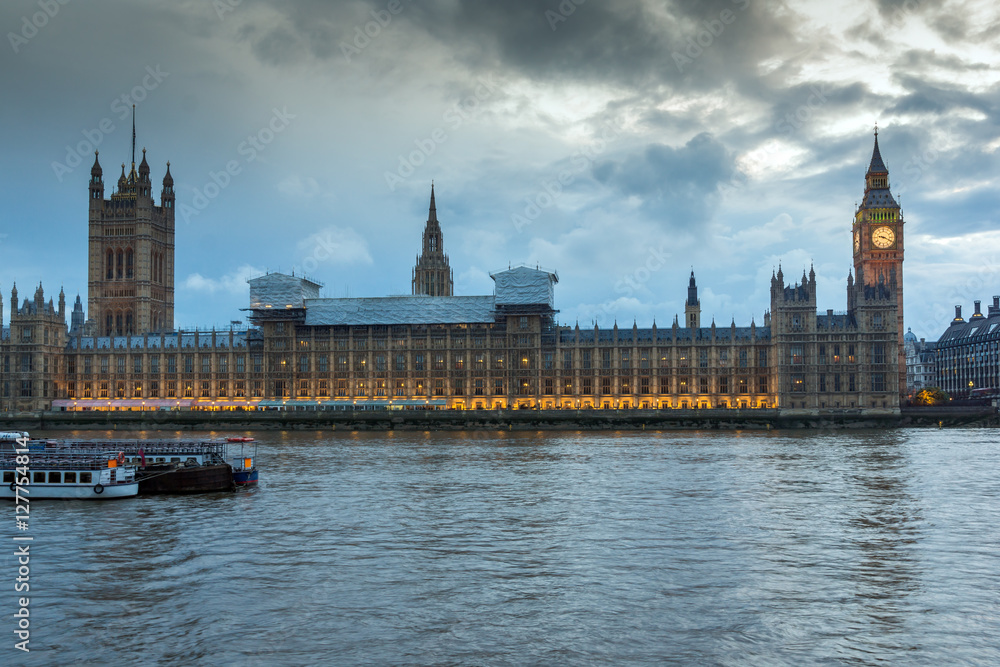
[6,428,1000,665]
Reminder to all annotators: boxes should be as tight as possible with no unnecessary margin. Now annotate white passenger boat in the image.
[1,449,139,500]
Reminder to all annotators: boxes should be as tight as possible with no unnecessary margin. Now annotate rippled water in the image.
[8,428,1000,665]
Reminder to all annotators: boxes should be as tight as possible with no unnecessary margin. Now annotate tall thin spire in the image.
[412,182,452,296]
[686,270,698,307]
[131,104,136,169]
[867,125,887,175]
[428,181,437,222]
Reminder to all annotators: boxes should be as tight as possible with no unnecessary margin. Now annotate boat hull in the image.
[1,483,138,500]
[137,463,234,494]
[233,469,258,486]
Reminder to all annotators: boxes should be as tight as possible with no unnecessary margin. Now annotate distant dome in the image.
[903,327,918,343]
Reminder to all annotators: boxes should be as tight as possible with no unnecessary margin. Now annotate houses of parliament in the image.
[0,133,903,414]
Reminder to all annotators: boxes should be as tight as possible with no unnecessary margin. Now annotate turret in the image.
[138,148,150,184]
[161,161,174,209]
[10,282,17,317]
[58,287,66,319]
[70,294,85,336]
[847,268,856,314]
[90,151,104,202]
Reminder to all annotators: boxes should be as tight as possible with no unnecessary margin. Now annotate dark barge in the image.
[27,439,237,494]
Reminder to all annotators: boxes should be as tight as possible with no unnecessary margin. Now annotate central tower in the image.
[852,129,904,393]
[87,141,175,336]
[685,270,701,328]
[412,183,454,297]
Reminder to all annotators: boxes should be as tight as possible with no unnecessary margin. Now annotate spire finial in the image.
[874,121,878,137]
[131,104,136,168]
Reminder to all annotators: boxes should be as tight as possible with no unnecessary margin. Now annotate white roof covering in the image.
[491,266,557,307]
[304,296,495,326]
[249,273,322,309]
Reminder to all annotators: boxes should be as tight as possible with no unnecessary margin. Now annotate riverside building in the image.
[934,298,1000,398]
[1,133,903,414]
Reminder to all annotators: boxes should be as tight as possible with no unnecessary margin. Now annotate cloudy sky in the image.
[1,0,998,339]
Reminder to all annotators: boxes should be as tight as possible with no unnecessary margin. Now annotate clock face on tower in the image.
[872,225,895,249]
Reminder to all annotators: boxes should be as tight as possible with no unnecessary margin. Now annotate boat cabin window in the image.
[80,472,92,484]
[156,458,165,463]
[64,472,77,483]
[2,472,13,483]
[170,457,181,463]
[33,472,45,483]
[48,472,61,483]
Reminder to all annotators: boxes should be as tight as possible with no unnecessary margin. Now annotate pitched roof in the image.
[867,133,888,174]
[862,188,898,208]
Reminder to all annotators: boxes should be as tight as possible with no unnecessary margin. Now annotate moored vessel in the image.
[1,449,138,500]
[22,438,235,494]
[227,438,258,486]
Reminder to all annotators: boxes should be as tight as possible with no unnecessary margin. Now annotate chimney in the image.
[991,296,1000,316]
[954,305,964,323]
[973,300,983,318]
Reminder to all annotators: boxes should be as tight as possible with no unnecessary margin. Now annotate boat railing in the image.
[1,450,131,470]
[31,440,228,457]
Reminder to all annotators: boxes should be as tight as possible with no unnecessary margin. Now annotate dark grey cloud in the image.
[592,132,736,225]
[898,49,993,72]
[234,0,807,93]
[888,74,996,116]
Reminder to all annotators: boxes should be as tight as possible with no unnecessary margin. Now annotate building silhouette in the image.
[0,132,904,414]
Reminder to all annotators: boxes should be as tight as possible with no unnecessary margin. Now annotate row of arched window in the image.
[152,251,165,285]
[105,248,134,281]
[103,247,166,284]
[105,311,134,337]
[102,310,167,336]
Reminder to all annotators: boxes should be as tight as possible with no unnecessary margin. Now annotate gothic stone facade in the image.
[0,135,902,414]
[87,149,175,336]
[411,184,454,297]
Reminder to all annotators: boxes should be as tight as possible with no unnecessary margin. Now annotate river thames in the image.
[8,428,1000,665]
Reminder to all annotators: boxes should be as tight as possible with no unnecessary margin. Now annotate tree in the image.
[914,387,949,406]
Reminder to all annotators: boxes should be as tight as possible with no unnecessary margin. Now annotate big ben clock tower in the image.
[852,127,904,393]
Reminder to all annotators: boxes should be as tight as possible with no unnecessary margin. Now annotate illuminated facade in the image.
[934,299,1000,398]
[0,133,903,414]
